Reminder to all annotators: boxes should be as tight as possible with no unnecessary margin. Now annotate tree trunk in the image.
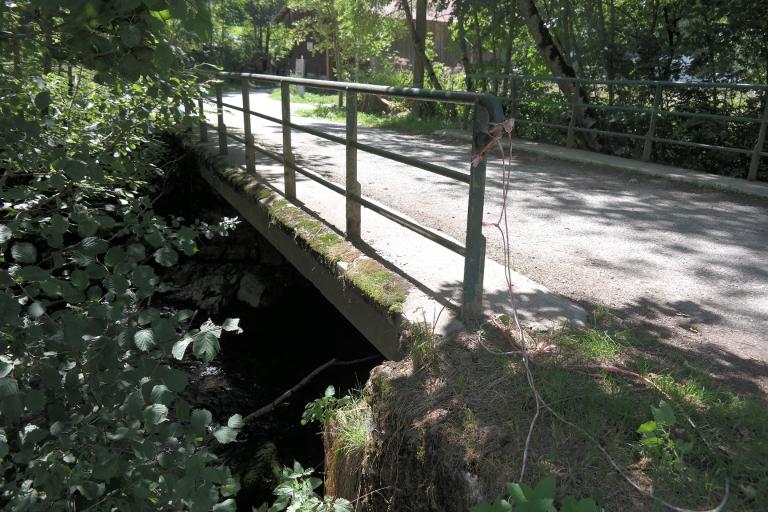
[412,0,427,116]
[517,0,599,149]
[456,5,473,92]
[413,0,426,89]
[399,0,443,91]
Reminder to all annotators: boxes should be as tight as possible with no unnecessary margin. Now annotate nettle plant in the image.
[636,400,693,472]
[471,476,602,512]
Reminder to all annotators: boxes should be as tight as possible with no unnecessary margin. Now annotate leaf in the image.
[213,426,238,444]
[70,269,90,290]
[0,378,19,398]
[80,237,109,255]
[190,409,212,434]
[153,246,178,267]
[172,336,192,360]
[637,421,657,434]
[0,359,13,378]
[150,384,173,405]
[506,482,529,504]
[0,224,11,244]
[134,329,155,351]
[138,308,161,325]
[160,367,188,393]
[143,404,169,425]
[212,499,237,512]
[76,481,105,500]
[221,318,242,334]
[120,25,142,48]
[227,414,244,429]
[104,246,126,267]
[651,401,676,426]
[11,243,37,263]
[34,90,52,112]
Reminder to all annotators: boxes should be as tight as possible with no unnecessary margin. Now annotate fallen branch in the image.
[243,355,382,424]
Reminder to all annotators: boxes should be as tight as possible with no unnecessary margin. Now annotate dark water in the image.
[217,288,382,509]
[192,272,383,511]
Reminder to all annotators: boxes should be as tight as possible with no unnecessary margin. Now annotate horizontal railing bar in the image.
[470,73,767,91]
[511,97,762,123]
[209,71,490,106]
[204,123,467,254]
[571,126,646,140]
[218,101,473,183]
[242,106,472,184]
[354,193,466,255]
[657,110,761,124]
[515,119,760,152]
[648,136,754,154]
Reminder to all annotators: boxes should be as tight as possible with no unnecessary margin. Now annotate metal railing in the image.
[199,72,504,318]
[470,74,768,181]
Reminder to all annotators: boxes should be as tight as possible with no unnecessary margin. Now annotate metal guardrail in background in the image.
[199,72,504,318]
[470,74,768,181]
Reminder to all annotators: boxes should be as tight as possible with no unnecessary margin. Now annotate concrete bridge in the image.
[186,73,768,375]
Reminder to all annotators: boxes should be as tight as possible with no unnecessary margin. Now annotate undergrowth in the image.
[482,307,768,510]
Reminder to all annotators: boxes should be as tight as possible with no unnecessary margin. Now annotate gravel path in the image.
[215,89,768,392]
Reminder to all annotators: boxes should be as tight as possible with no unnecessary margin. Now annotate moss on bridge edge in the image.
[178,135,410,317]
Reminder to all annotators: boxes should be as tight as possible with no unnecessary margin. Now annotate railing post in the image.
[642,83,663,162]
[215,83,227,156]
[241,78,255,173]
[281,82,296,200]
[463,95,504,320]
[748,90,768,181]
[566,79,579,148]
[197,97,208,142]
[345,90,361,240]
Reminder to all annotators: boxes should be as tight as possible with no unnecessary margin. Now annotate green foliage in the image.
[0,3,255,510]
[636,400,693,472]
[255,461,353,512]
[472,476,603,512]
[301,385,352,426]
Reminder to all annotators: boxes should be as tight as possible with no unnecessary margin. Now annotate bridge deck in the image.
[200,89,768,374]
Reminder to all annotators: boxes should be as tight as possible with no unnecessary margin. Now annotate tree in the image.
[516,0,598,148]
[0,2,247,510]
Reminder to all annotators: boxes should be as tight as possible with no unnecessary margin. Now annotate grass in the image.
[296,103,463,135]
[268,86,337,105]
[369,306,768,511]
[333,394,373,456]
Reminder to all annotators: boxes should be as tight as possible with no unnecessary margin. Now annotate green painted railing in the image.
[470,74,768,181]
[199,72,504,319]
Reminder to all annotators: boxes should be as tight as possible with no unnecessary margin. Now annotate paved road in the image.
[212,89,768,391]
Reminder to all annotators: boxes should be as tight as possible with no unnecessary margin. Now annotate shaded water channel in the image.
[157,149,383,509]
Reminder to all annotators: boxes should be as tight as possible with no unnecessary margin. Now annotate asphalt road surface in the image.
[212,89,768,392]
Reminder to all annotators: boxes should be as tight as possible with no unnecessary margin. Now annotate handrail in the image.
[470,73,768,180]
[200,72,504,318]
